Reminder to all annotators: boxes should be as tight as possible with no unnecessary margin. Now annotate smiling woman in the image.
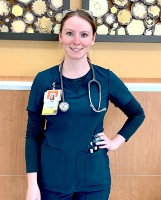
[59,15,95,66]
[25,9,145,200]
[57,10,97,79]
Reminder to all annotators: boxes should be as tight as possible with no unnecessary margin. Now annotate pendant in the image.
[59,102,69,112]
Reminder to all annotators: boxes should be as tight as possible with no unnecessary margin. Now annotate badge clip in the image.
[52,82,56,90]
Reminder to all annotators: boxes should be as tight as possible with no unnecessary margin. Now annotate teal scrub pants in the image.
[41,188,110,200]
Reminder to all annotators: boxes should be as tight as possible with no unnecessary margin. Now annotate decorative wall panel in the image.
[0,0,70,40]
[83,0,161,42]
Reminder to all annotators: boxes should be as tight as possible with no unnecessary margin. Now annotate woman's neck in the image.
[62,58,90,79]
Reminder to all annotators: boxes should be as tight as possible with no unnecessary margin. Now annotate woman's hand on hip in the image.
[95,132,126,151]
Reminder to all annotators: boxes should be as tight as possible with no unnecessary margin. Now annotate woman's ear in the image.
[59,33,62,43]
[91,33,96,45]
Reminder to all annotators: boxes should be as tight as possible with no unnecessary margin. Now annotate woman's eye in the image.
[81,33,88,38]
[66,32,73,36]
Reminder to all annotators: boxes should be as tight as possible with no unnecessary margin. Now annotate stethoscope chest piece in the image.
[58,60,106,113]
[59,101,69,112]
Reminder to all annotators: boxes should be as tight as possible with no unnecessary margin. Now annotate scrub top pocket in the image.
[39,143,67,190]
[76,150,110,188]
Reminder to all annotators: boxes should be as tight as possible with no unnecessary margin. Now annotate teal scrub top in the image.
[26,64,133,193]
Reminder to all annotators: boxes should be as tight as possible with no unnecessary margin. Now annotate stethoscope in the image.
[58,61,107,113]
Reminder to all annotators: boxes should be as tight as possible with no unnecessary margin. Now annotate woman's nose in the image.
[73,35,80,45]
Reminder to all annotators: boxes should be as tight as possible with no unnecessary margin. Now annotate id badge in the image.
[42,90,61,115]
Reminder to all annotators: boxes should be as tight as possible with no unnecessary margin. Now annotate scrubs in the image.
[41,188,110,200]
[26,64,136,194]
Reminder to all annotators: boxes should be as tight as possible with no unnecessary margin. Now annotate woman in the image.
[25,9,145,200]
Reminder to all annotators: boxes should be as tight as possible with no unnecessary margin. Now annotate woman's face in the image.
[59,16,96,60]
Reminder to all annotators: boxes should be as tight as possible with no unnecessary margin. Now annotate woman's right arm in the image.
[25,111,45,200]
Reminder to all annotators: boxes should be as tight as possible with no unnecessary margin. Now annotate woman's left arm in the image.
[96,96,145,151]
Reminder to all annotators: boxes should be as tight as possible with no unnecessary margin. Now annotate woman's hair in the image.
[59,9,97,35]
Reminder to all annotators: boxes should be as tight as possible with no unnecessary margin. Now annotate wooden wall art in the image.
[0,0,70,40]
[82,0,161,42]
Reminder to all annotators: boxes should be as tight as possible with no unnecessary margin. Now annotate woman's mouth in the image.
[70,47,83,52]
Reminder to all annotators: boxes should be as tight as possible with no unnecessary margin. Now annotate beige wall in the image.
[0,0,161,78]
